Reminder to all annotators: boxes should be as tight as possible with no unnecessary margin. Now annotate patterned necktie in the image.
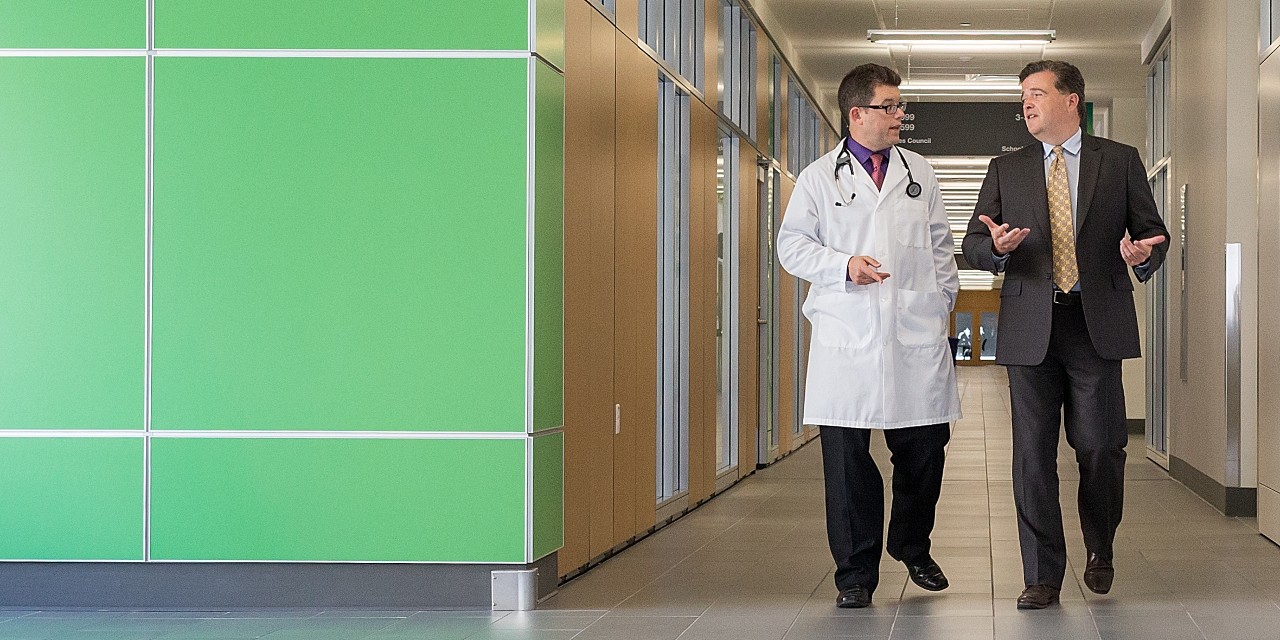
[1048,145,1078,292]
[870,152,885,190]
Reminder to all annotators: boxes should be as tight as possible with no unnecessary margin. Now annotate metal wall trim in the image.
[1226,242,1242,486]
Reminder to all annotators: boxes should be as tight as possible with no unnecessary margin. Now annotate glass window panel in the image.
[980,313,998,361]
[716,133,739,471]
[1268,0,1279,46]
[747,22,757,137]
[657,77,690,501]
[694,0,705,90]
[954,312,973,361]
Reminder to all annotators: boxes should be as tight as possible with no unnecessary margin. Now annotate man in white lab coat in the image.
[777,63,961,609]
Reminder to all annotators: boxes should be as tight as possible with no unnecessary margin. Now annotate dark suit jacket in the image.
[961,134,1170,365]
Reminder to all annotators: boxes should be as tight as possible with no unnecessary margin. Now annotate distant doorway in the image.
[951,289,1000,366]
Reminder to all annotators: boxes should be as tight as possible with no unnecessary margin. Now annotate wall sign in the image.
[896,102,1037,156]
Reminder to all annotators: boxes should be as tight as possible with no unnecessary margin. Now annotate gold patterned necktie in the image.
[1048,145,1078,292]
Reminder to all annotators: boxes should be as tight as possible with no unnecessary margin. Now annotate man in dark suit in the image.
[962,60,1169,610]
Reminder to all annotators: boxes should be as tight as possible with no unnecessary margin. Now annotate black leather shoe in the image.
[835,585,872,609]
[1016,584,1061,610]
[905,558,949,592]
[1083,553,1114,594]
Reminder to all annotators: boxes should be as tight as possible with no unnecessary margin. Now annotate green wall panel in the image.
[0,58,144,430]
[0,438,143,560]
[0,1,144,49]
[155,0,529,51]
[151,57,528,431]
[533,62,565,433]
[150,437,526,562]
[535,0,566,70]
[531,431,563,560]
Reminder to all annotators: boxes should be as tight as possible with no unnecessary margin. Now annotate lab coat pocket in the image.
[896,289,946,348]
[894,201,931,248]
[812,290,874,350]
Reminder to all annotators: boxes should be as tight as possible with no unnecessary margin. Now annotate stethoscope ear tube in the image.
[832,139,923,200]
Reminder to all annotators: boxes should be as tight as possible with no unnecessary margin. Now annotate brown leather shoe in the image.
[1016,584,1060,610]
[1083,553,1114,594]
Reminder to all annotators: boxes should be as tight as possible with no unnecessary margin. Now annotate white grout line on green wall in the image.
[0,50,532,59]
[0,49,145,56]
[143,0,156,563]
[153,49,529,58]
[523,54,538,563]
[148,430,542,439]
[0,558,533,565]
[0,429,559,439]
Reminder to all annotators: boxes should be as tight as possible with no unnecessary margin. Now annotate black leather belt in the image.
[1052,290,1081,306]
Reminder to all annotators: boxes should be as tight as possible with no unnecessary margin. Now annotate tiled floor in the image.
[535,367,1280,639]
[3,367,1278,639]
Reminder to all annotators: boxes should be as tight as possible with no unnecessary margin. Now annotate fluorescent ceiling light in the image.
[867,29,1056,46]
[900,82,1021,91]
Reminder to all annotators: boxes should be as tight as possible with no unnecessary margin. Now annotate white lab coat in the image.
[777,143,961,429]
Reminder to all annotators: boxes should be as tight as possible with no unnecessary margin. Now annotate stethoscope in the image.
[832,139,922,206]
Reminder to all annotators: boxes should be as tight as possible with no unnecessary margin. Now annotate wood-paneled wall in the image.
[613,29,659,546]
[560,0,832,579]
[562,0,617,571]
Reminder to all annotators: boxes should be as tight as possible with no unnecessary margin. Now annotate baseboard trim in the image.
[0,553,558,609]
[1169,455,1257,517]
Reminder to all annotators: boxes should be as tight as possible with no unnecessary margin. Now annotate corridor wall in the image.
[559,0,831,578]
[0,1,564,607]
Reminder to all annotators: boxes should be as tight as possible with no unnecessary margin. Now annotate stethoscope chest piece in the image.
[905,181,922,198]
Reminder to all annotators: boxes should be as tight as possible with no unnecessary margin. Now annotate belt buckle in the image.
[1052,290,1070,305]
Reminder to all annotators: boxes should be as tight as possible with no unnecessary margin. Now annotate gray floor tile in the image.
[488,612,605,631]
[783,616,895,639]
[888,615,994,640]
[573,615,696,640]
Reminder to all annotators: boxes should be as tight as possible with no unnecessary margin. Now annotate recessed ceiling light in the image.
[958,56,974,61]
[960,22,972,27]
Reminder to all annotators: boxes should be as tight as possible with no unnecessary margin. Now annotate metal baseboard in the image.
[0,554,557,610]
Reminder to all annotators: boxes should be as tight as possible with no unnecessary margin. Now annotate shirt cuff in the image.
[992,252,1010,273]
[1134,259,1150,278]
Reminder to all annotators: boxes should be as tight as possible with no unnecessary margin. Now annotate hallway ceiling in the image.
[753,0,1167,114]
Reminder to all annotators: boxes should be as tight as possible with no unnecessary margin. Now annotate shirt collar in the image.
[845,136,889,166]
[1042,127,1083,158]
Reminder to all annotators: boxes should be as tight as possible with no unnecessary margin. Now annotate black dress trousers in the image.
[819,422,951,593]
[1006,301,1127,589]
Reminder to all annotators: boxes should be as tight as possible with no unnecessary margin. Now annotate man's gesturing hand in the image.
[978,215,1031,256]
[1120,234,1166,266]
[847,256,891,285]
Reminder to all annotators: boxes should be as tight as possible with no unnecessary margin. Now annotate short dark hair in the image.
[837,63,901,137]
[1020,60,1086,122]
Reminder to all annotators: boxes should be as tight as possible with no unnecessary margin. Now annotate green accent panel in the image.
[0,438,143,560]
[0,1,145,49]
[150,438,526,562]
[0,58,144,430]
[531,431,563,560]
[151,58,528,431]
[155,0,529,51]
[535,0,565,70]
[532,61,565,433]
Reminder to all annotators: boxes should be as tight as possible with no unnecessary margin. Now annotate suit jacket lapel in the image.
[1015,144,1050,238]
[1076,135,1103,230]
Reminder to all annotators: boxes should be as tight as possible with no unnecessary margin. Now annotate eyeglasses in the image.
[856,102,908,115]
